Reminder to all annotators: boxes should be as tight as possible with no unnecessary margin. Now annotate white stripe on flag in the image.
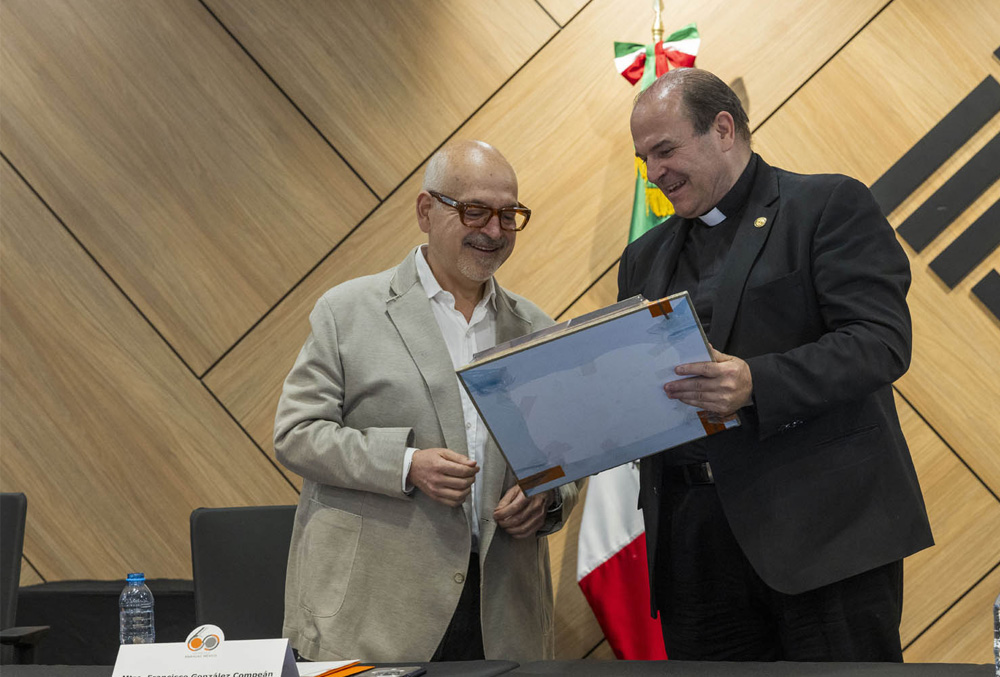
[661,37,700,56]
[614,48,646,75]
[576,463,644,581]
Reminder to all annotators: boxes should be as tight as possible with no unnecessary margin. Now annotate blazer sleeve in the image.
[745,177,912,439]
[273,294,414,497]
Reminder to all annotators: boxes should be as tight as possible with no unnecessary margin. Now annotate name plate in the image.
[113,626,296,677]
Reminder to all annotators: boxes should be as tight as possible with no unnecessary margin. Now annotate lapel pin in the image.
[754,217,767,228]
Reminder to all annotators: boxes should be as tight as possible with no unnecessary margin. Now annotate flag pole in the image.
[651,0,664,42]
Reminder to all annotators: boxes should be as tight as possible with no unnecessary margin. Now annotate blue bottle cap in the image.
[126,573,145,583]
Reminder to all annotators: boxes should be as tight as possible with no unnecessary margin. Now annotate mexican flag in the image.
[614,23,700,242]
[575,22,700,662]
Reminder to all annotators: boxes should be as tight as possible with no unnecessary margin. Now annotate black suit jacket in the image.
[618,158,933,603]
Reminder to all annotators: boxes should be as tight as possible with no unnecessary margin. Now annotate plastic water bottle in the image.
[994,590,1000,677]
[119,572,155,644]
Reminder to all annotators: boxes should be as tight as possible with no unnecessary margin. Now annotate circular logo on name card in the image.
[186,624,224,652]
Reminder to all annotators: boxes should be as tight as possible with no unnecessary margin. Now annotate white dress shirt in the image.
[404,246,496,549]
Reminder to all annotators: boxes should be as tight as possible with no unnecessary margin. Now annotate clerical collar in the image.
[699,208,725,226]
[696,153,759,227]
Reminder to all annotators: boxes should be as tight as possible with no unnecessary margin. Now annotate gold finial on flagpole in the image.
[651,0,664,42]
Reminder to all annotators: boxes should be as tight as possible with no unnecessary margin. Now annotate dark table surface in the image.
[3,661,994,677]
[510,661,994,676]
[1,660,518,677]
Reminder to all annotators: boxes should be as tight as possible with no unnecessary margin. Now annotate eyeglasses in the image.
[428,191,531,231]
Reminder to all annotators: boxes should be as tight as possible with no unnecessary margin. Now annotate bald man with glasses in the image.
[275,140,579,663]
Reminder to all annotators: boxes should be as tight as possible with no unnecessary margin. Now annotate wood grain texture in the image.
[205,0,558,197]
[895,393,1000,647]
[752,0,1000,496]
[206,0,885,454]
[546,481,605,658]
[0,161,298,580]
[586,639,618,660]
[0,0,376,373]
[561,269,620,321]
[18,558,44,587]
[537,0,589,26]
[904,563,1000,664]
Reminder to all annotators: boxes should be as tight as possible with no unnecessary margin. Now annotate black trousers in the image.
[653,467,904,662]
[432,553,485,661]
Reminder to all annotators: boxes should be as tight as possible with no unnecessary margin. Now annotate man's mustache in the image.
[464,233,508,250]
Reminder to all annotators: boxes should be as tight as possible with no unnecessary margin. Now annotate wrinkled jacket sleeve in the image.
[274,294,413,497]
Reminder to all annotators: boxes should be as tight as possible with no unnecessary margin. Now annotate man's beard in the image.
[458,232,511,281]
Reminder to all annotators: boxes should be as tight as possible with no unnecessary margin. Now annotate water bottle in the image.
[994,590,999,677]
[119,572,155,644]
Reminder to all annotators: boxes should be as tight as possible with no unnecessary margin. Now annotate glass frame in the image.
[428,191,531,231]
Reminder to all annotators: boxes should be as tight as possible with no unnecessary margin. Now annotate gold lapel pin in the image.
[754,217,767,228]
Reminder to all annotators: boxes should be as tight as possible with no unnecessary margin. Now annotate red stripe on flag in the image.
[578,532,667,660]
[620,52,646,85]
[653,41,670,78]
[654,41,697,77]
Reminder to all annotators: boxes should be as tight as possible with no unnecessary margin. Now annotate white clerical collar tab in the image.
[698,208,726,226]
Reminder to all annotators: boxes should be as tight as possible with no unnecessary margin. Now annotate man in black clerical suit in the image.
[619,68,933,662]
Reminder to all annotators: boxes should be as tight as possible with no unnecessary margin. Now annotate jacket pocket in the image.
[298,502,362,618]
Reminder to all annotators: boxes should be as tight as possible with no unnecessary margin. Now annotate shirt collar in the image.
[697,152,759,227]
[415,246,496,310]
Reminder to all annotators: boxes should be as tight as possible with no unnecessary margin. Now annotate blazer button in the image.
[453,572,465,584]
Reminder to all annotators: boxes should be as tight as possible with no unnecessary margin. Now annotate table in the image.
[2,660,993,676]
[510,661,994,676]
[1,660,518,677]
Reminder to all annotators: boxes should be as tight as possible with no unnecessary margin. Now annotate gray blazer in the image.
[274,248,579,662]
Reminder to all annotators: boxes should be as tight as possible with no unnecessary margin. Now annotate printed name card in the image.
[112,625,297,677]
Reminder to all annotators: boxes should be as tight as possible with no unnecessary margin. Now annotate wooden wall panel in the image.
[1,0,995,664]
[0,162,298,580]
[547,481,605,658]
[587,640,617,660]
[0,0,376,373]
[205,0,558,197]
[895,393,1000,646]
[750,0,1000,495]
[18,558,43,587]
[904,564,1000,664]
[562,271,620,321]
[537,0,589,26]
[206,0,884,455]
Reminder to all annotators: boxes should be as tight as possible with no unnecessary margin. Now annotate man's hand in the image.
[492,486,550,538]
[408,448,479,508]
[663,346,753,416]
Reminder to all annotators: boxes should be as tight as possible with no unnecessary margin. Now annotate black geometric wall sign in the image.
[871,76,1000,216]
[929,199,1000,288]
[972,270,1000,321]
[896,133,1000,252]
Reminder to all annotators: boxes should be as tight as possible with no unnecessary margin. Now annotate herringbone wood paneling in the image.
[0,161,297,580]
[537,0,589,26]
[1,0,376,374]
[904,563,1000,663]
[895,393,1000,649]
[205,0,559,198]
[1,0,996,664]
